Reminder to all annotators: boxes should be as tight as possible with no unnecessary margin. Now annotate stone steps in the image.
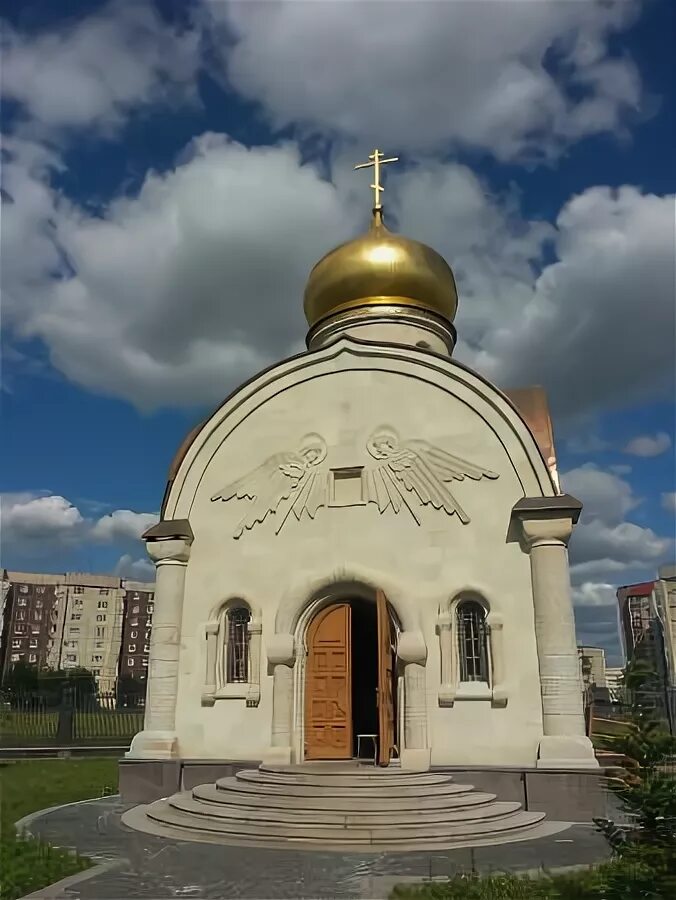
[122,764,569,851]
[169,792,524,826]
[193,781,495,811]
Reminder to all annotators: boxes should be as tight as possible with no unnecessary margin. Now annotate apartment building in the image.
[58,573,125,692]
[118,581,155,684]
[578,646,607,689]
[0,571,154,693]
[0,573,66,679]
[617,565,676,730]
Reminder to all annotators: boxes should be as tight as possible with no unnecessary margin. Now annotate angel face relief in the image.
[211,427,498,539]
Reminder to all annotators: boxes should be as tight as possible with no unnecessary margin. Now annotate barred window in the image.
[226,607,251,683]
[457,601,489,683]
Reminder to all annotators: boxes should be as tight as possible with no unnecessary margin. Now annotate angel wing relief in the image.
[211,434,330,539]
[212,427,499,538]
[363,427,499,526]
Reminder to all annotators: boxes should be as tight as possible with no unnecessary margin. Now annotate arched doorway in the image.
[304,590,398,765]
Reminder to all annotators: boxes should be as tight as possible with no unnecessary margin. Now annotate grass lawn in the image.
[0,757,119,900]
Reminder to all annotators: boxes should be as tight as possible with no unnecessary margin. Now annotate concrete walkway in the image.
[20,796,611,899]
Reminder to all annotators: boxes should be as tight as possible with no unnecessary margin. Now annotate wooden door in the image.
[305,604,352,760]
[376,589,396,767]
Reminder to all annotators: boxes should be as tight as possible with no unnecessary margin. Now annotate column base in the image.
[536,735,599,769]
[261,746,293,766]
[400,748,431,771]
[126,730,178,760]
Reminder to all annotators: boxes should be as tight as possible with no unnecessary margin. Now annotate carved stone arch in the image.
[274,564,418,638]
[162,337,557,522]
[438,587,507,709]
[202,595,262,708]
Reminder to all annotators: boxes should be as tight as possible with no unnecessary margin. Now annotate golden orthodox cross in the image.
[354,148,399,211]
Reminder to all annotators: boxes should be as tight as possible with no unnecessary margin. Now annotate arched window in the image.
[457,600,489,683]
[226,606,250,683]
[215,604,251,689]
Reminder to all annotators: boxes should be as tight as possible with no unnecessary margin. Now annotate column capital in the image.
[144,519,194,564]
[511,495,582,548]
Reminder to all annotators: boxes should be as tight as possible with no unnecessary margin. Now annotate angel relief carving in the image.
[211,427,499,539]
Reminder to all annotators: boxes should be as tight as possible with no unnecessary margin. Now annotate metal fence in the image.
[0,689,145,747]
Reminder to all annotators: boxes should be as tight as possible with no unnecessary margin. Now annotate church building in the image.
[122,151,597,825]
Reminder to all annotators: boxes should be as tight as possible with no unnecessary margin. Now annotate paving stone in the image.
[22,797,612,899]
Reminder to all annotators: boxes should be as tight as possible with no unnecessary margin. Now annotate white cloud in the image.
[563,463,672,583]
[472,186,676,416]
[573,582,618,607]
[610,464,633,476]
[2,136,673,417]
[211,0,642,161]
[2,133,354,409]
[2,0,200,138]
[114,553,155,582]
[623,431,672,457]
[2,491,155,555]
[1,492,83,543]
[91,509,158,543]
[662,492,676,513]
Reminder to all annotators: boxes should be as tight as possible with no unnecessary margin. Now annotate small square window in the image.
[28,654,37,663]
[97,600,108,609]
[11,640,21,649]
[35,599,43,609]
[14,624,26,634]
[142,658,148,667]
[17,610,26,620]
[127,658,135,667]
[128,644,136,652]
[18,597,27,607]
[96,614,106,622]
[11,653,20,662]
[130,630,138,639]
[71,613,81,621]
[19,585,28,594]
[29,639,38,648]
[99,588,109,595]
[74,586,84,594]
[132,605,140,614]
[37,586,45,594]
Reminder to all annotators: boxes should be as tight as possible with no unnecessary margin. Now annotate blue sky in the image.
[2,0,675,663]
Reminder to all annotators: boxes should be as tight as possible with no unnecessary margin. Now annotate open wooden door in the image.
[376,589,396,767]
[304,603,352,760]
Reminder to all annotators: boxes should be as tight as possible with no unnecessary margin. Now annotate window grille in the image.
[226,607,251,683]
[457,601,490,683]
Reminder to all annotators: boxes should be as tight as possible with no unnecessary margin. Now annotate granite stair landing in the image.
[122,763,570,851]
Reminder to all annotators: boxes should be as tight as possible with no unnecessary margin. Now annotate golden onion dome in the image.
[303,211,458,328]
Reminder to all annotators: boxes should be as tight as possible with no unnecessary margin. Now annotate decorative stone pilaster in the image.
[397,630,430,771]
[436,612,456,707]
[263,633,296,765]
[512,496,598,769]
[127,519,193,760]
[201,620,219,706]
[246,617,263,708]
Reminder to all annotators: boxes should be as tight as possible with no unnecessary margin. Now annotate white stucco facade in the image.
[128,337,597,771]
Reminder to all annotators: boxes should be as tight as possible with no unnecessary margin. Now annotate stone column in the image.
[512,497,597,769]
[397,630,430,771]
[263,633,296,765]
[127,520,193,760]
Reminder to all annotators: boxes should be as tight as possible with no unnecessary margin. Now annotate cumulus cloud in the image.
[91,509,158,542]
[563,463,672,582]
[623,431,672,457]
[1,492,84,544]
[2,0,200,138]
[114,553,155,582]
[210,0,642,161]
[573,581,619,607]
[1,491,155,555]
[4,132,673,418]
